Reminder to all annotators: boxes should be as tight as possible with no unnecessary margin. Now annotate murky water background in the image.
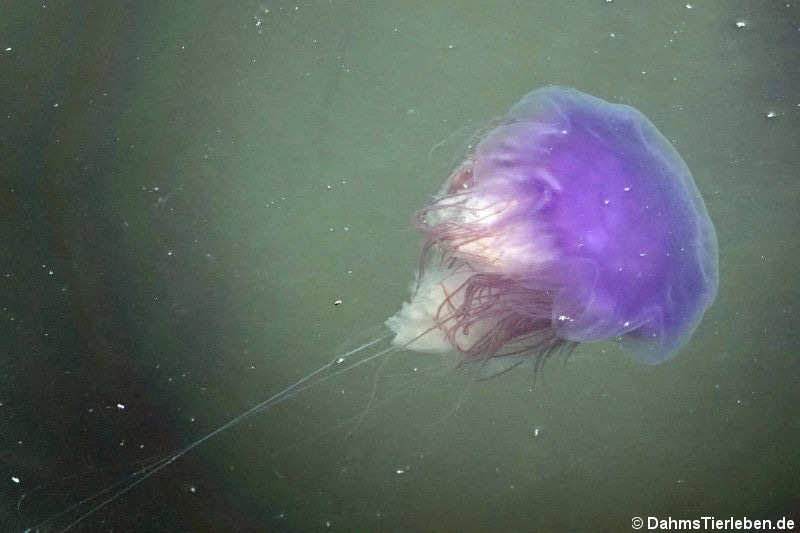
[1,1,798,531]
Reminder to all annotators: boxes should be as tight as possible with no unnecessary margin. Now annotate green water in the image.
[1,1,798,531]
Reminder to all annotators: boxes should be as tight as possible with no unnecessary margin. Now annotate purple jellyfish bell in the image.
[386,86,718,368]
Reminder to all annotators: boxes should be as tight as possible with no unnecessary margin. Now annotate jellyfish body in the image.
[387,86,718,365]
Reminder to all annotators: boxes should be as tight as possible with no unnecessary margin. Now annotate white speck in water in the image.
[11,476,20,484]
[735,20,747,29]
[766,111,777,119]
[116,403,125,410]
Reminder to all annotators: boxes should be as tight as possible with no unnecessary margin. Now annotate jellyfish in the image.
[32,87,717,531]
